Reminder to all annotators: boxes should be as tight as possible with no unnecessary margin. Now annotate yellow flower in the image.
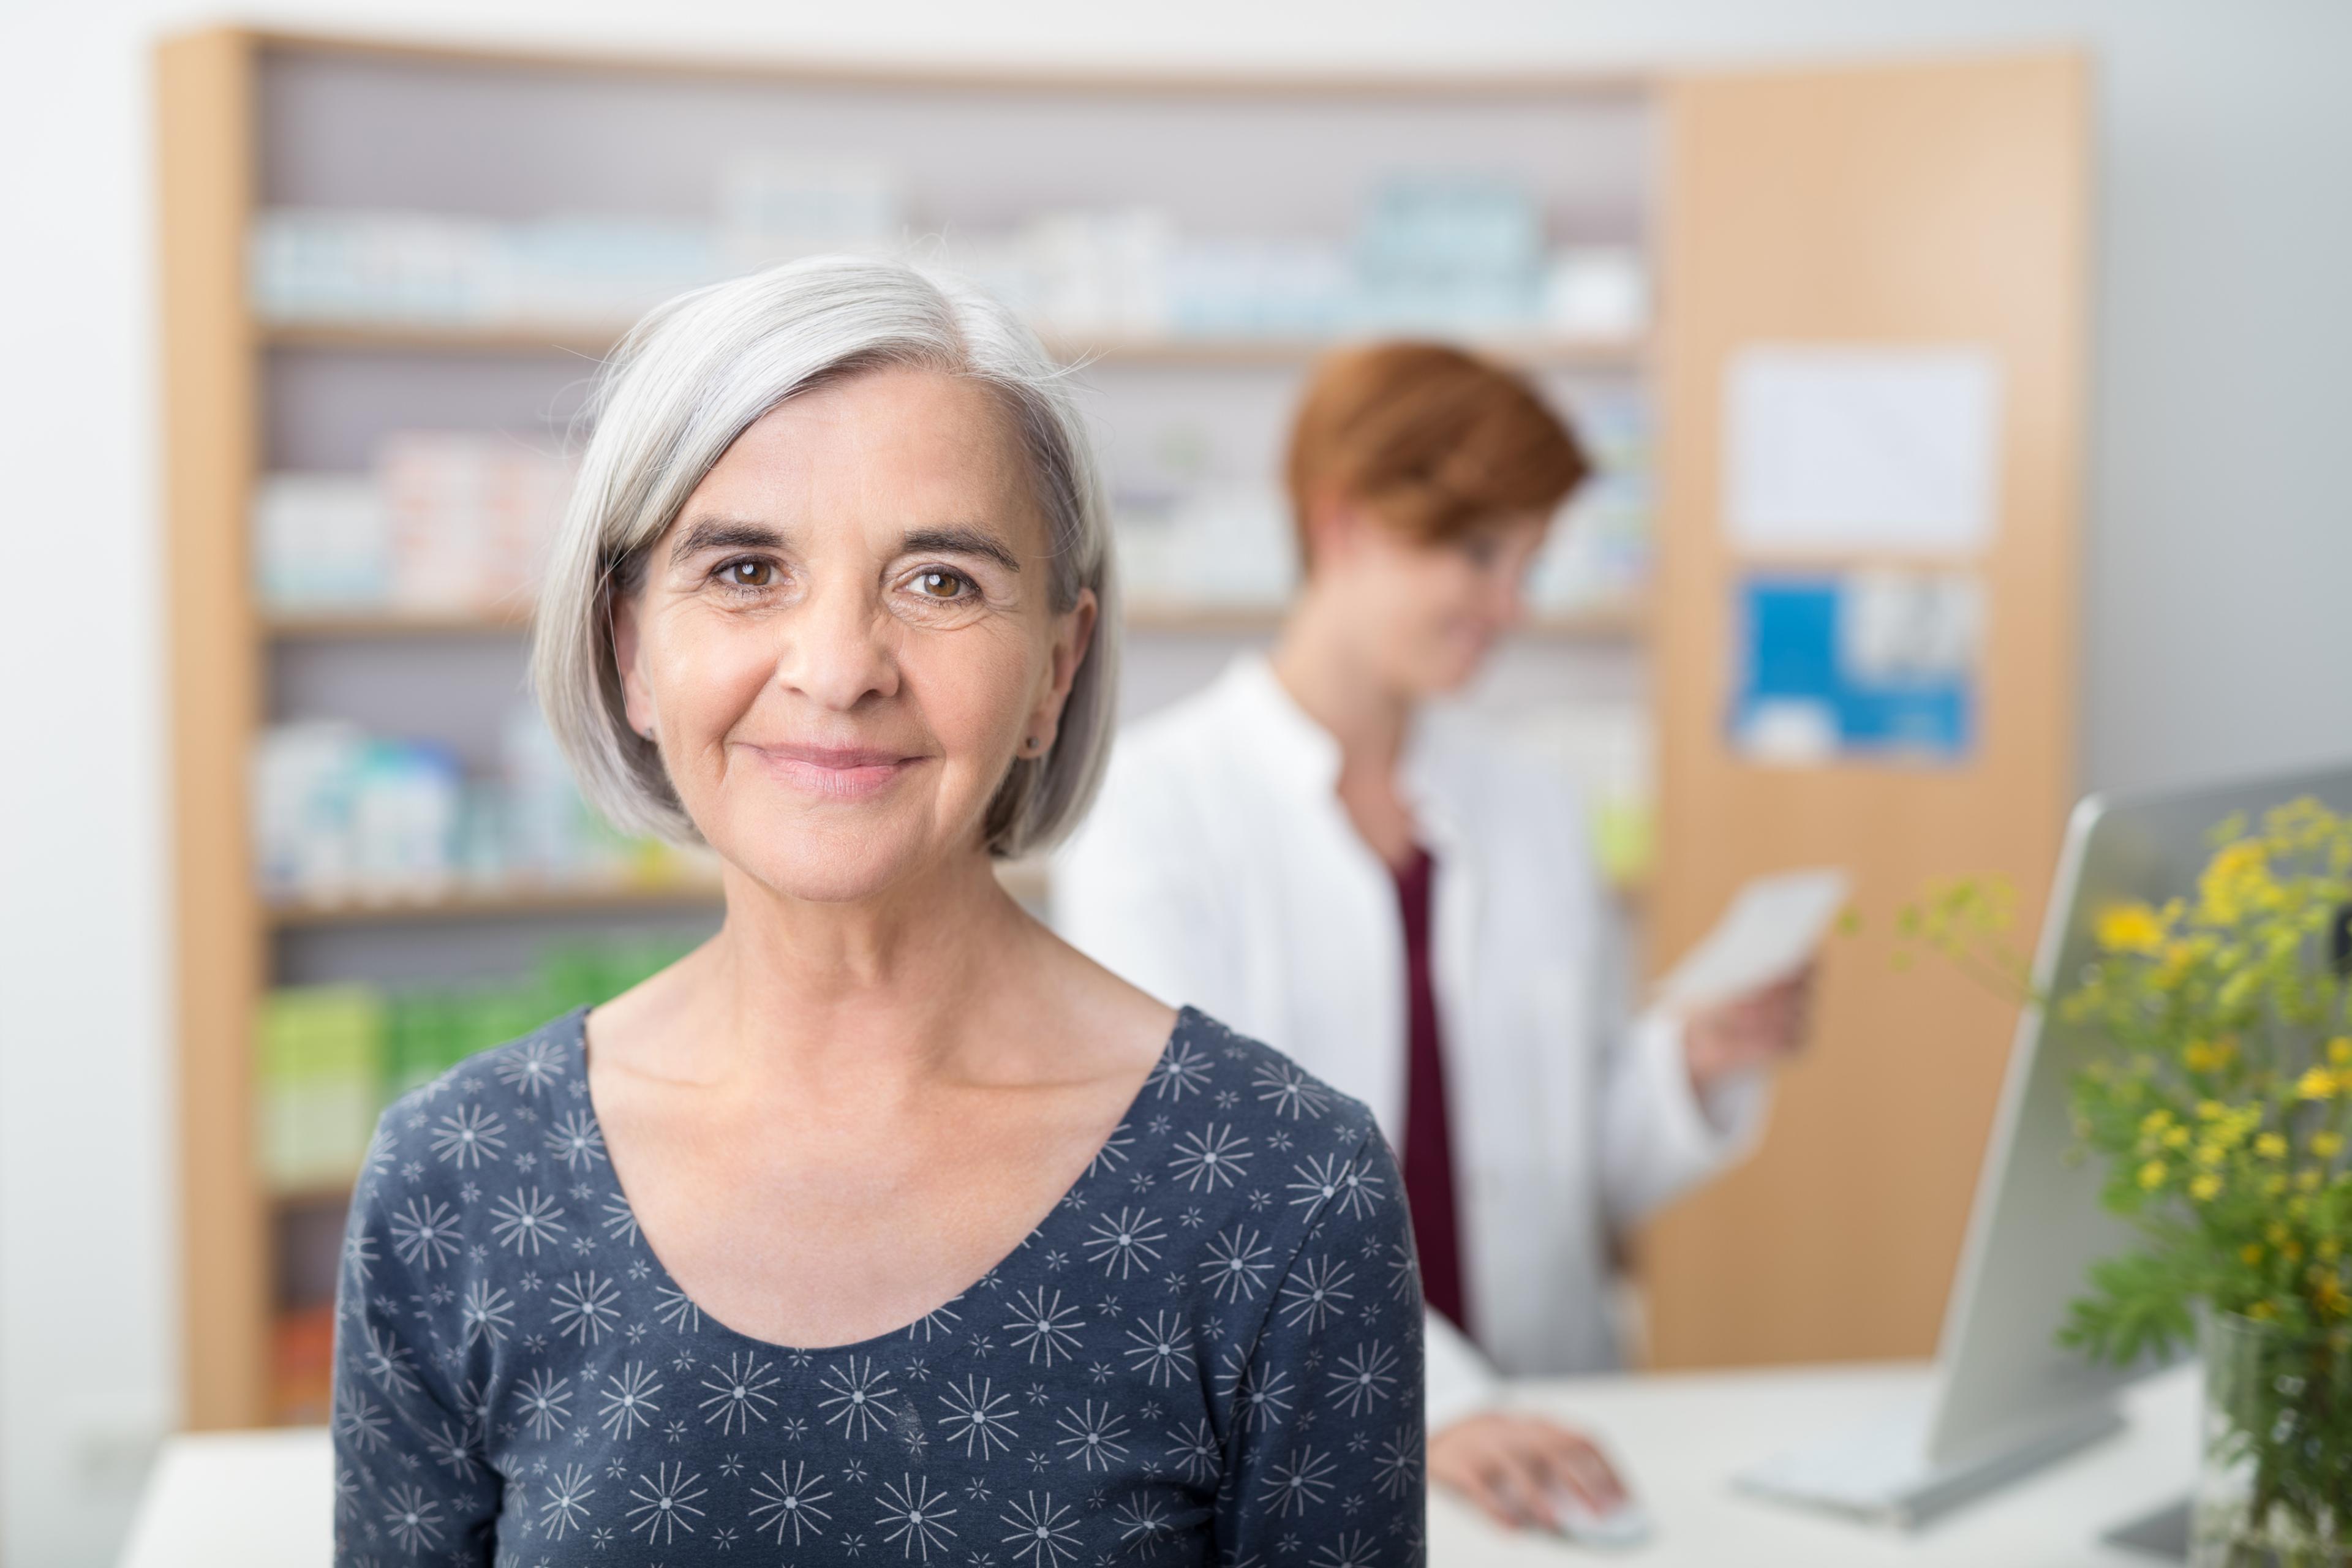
[2197,1099,2227,1121]
[2266,1174,2290,1197]
[2195,1142,2228,1169]
[2163,1125,2192,1150]
[2242,1243,2266,1266]
[2184,1038,2231,1071]
[2268,1221,2293,1246]
[2297,1170,2323,1194]
[2298,1066,2340,1101]
[2140,1108,2174,1135]
[2250,1300,2279,1321]
[2096,902,2166,955]
[2256,1133,2288,1160]
[2315,1132,2345,1160]
[2189,1173,2222,1202]
[2138,1160,2168,1190]
[2333,1038,2352,1068]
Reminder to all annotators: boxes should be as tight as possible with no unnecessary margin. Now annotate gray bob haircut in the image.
[530,255,1121,860]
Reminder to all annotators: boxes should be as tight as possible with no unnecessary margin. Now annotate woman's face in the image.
[612,366,1093,902]
[1311,505,1551,699]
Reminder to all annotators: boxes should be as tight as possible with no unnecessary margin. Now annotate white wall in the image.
[3,0,2346,1560]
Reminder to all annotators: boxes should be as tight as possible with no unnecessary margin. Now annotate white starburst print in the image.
[334,1389,390,1453]
[1084,1206,1166,1279]
[654,1284,701,1333]
[429,1103,508,1168]
[937,1376,1019,1458]
[494,1038,565,1096]
[748,1458,833,1545]
[1228,1358,1297,1433]
[625,1462,706,1545]
[1167,1124,1253,1192]
[356,1319,418,1393]
[1329,1340,1400,1416]
[1147,1040,1215,1101]
[458,1278,514,1346]
[600,1194,639,1245]
[905,1295,962,1341]
[1278,1256,1355,1332]
[489,1186,567,1255]
[517,1367,571,1439]
[546,1109,606,1171]
[388,1195,462,1270]
[1262,1444,1336,1517]
[1287,1153,1384,1219]
[1054,1400,1131,1472]
[876,1472,959,1561]
[1373,1424,1421,1499]
[698,1352,780,1434]
[598,1361,663,1439]
[1123,1311,1196,1386]
[382,1482,443,1551]
[818,1355,902,1440]
[1001,1491,1082,1568]
[1252,1060,1332,1121]
[1313,1528,1382,1567]
[1005,1287,1085,1366]
[1166,1416,1221,1484]
[1201,1225,1276,1301]
[551,1271,622,1344]
[540,1463,595,1539]
[1115,1493,1175,1550]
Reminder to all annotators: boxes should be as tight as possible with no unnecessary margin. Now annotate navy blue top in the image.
[332,1005,1427,1566]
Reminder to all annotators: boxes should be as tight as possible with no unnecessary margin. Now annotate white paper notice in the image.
[1654,867,1852,1012]
[1725,346,2002,554]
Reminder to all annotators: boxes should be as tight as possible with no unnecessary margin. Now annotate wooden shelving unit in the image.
[160,26,1662,1429]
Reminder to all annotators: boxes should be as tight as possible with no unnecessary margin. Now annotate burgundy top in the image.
[1392,845,1472,1337]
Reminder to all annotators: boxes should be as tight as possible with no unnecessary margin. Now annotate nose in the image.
[771,576,900,712]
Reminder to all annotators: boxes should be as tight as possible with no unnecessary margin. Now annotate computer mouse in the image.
[1546,1486,1654,1550]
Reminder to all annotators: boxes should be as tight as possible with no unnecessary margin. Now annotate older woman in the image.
[331,260,1423,1567]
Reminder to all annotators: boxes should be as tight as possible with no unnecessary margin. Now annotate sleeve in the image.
[1050,749,1240,1019]
[1218,1126,1426,1567]
[331,1116,502,1564]
[1421,1308,1501,1433]
[1594,884,1773,1226]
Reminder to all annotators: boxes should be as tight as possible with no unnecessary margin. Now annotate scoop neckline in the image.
[558,1001,1193,1358]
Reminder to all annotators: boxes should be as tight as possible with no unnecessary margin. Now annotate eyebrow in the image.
[668,519,786,564]
[900,526,1023,575]
[666,518,1024,575]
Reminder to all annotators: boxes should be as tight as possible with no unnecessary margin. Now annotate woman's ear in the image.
[611,589,657,740]
[1305,493,1370,568]
[1027,587,1098,751]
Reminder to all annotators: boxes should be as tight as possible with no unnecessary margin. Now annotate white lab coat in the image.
[1053,654,1768,1428]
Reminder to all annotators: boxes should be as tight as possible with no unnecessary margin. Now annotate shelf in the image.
[263,608,531,639]
[266,859,1051,926]
[264,600,1648,642]
[258,318,1649,371]
[265,880,723,928]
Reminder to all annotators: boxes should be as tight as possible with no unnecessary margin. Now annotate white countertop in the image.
[118,1360,2197,1566]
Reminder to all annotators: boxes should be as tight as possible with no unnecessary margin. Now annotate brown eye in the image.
[724,559,774,588]
[914,570,968,600]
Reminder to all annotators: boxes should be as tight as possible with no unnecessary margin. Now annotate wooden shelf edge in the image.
[258,318,1649,371]
[266,881,725,927]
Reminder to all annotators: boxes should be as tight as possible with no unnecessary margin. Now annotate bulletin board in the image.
[1640,53,2089,1368]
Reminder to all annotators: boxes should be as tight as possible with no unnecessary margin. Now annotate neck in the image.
[1270,579,1417,778]
[656,846,1044,1095]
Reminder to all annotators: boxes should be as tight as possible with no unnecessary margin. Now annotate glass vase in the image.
[2193,1310,2352,1567]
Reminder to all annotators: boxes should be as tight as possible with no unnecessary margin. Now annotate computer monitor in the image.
[1738,760,2352,1528]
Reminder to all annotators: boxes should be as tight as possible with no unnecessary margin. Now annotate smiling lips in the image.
[744,742,925,801]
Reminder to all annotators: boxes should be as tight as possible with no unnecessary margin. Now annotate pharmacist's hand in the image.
[1683,963,1815,1094]
[1427,1410,1628,1531]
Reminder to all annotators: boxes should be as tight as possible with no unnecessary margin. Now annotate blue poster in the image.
[1730,573,1978,765]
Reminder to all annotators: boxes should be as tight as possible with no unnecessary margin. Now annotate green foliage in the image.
[1901,801,2352,1550]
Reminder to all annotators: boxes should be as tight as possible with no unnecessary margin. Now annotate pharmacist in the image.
[1054,344,1813,1530]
